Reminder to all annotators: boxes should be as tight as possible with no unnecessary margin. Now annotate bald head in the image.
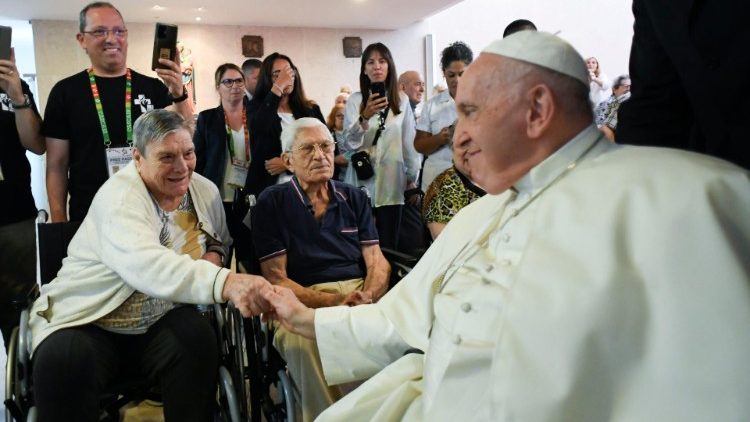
[398,70,425,106]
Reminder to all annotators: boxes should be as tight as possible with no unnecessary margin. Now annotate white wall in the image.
[425,0,634,93]
[31,20,429,117]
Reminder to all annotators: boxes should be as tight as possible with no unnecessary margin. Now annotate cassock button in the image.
[501,233,511,243]
[453,335,462,345]
[499,259,512,267]
[460,302,472,312]
[485,264,494,272]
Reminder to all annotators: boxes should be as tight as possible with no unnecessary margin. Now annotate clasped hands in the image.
[222,273,373,339]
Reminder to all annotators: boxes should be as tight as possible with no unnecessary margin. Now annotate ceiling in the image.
[0,0,464,29]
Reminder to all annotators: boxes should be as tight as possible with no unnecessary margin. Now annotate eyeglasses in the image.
[290,141,335,156]
[220,78,245,88]
[81,28,128,39]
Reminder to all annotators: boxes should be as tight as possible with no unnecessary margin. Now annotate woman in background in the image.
[414,41,473,193]
[586,56,612,107]
[194,63,256,266]
[247,52,324,189]
[343,42,420,250]
[326,103,349,180]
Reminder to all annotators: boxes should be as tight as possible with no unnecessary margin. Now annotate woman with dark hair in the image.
[343,42,420,250]
[326,103,349,180]
[246,52,325,188]
[414,41,473,192]
[193,63,257,266]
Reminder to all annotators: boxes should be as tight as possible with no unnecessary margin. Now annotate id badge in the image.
[226,158,249,187]
[106,146,134,177]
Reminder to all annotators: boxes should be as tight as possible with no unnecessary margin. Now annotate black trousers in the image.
[32,306,218,422]
[0,218,36,348]
[374,205,403,251]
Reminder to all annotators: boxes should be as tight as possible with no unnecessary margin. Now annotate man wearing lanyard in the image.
[43,1,193,222]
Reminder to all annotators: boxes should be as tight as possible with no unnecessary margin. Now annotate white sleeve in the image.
[343,92,366,151]
[315,304,411,385]
[401,104,420,184]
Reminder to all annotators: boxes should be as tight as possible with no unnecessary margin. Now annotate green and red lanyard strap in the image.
[224,103,250,162]
[88,67,132,148]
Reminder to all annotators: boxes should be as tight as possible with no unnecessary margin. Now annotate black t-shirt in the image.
[0,80,40,225]
[42,69,172,221]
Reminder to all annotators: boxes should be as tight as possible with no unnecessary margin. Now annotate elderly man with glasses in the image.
[252,117,390,421]
[43,1,193,224]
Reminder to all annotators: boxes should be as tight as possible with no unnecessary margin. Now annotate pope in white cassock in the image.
[262,31,750,421]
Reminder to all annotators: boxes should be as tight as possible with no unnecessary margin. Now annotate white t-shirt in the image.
[277,112,295,184]
[221,128,250,201]
[416,89,456,192]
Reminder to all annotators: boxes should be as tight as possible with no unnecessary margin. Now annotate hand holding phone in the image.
[370,81,386,99]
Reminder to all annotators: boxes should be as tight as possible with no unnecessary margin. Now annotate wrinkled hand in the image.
[265,157,287,175]
[0,48,24,102]
[222,273,272,317]
[275,65,295,95]
[156,49,185,97]
[201,251,223,267]
[362,93,388,120]
[340,290,373,306]
[261,285,315,338]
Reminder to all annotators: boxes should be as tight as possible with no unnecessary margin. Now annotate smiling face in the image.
[401,72,425,104]
[76,6,128,76]
[364,50,389,83]
[135,129,196,209]
[453,54,532,195]
[284,126,335,185]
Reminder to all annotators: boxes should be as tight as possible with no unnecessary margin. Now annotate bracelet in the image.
[11,94,31,110]
[171,86,189,103]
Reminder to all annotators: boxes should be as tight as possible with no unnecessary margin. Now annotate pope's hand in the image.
[261,285,316,339]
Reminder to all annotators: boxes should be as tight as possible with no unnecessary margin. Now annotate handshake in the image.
[221,273,373,339]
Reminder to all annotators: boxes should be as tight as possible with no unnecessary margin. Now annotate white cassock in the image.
[313,125,750,421]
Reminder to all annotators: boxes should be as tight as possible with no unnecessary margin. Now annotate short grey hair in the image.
[79,2,124,32]
[280,118,332,152]
[133,109,191,156]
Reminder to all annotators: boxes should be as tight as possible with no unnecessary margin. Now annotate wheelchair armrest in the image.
[380,247,419,267]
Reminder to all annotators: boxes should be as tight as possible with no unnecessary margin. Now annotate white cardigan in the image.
[29,161,232,353]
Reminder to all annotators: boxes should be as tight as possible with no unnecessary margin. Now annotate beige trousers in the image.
[272,278,364,422]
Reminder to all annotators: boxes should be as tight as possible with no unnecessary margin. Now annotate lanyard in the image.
[224,103,250,162]
[88,68,132,147]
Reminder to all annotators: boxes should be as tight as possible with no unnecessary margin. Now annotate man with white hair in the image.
[398,70,425,115]
[252,117,390,421]
[262,31,750,421]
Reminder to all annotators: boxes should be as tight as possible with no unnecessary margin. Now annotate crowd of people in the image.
[2,1,749,421]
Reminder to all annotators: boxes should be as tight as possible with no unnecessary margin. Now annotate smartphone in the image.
[151,23,178,70]
[370,81,386,99]
[0,26,12,61]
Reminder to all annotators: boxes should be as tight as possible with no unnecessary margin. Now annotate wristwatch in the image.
[171,86,189,103]
[11,94,31,110]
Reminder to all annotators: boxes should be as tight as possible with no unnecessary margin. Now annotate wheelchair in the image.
[4,211,249,422]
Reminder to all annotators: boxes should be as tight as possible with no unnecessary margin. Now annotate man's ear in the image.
[282,152,294,172]
[133,148,143,171]
[524,84,555,139]
[76,33,86,52]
